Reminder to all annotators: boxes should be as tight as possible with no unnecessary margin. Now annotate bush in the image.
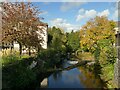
[2,57,36,88]
[99,46,116,66]
[2,54,20,66]
[37,47,67,68]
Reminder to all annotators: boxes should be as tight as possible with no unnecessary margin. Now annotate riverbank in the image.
[76,52,117,89]
[2,48,68,89]
[85,61,117,88]
[2,49,117,89]
[100,64,118,88]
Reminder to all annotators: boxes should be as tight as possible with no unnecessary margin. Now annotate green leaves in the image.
[48,27,66,49]
[66,31,80,51]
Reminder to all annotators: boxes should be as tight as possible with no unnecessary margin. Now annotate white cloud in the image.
[78,8,84,14]
[86,10,97,17]
[98,9,110,17]
[76,15,84,22]
[50,18,80,32]
[60,2,86,12]
[76,9,110,22]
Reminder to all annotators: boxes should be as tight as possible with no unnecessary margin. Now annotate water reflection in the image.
[48,68,85,88]
[78,67,104,88]
[40,61,105,88]
[52,71,62,81]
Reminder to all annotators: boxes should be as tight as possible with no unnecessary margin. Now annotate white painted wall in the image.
[13,42,19,51]
[37,26,47,49]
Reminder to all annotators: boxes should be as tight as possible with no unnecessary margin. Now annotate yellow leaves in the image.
[79,16,116,52]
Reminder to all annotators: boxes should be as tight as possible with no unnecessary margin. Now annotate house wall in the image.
[13,42,19,51]
[37,25,48,49]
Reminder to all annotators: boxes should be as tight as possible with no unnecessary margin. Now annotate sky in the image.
[32,2,118,32]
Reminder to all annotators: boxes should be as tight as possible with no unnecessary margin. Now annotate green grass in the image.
[2,54,30,66]
[1,49,30,66]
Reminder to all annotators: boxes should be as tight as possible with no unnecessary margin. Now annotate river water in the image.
[40,61,105,88]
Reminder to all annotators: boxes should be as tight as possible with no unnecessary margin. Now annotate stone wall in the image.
[114,47,120,88]
[114,30,120,87]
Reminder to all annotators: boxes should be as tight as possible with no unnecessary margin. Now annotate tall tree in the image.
[80,16,116,61]
[66,30,80,52]
[48,26,66,49]
[2,2,45,54]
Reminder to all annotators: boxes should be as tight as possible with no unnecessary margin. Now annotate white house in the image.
[37,23,48,49]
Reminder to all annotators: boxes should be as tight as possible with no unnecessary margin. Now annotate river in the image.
[39,61,106,88]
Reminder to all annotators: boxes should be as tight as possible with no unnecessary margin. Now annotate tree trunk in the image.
[19,42,22,56]
[38,46,40,53]
[28,46,31,56]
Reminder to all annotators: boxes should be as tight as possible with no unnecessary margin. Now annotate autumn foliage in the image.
[80,16,116,53]
[2,2,45,53]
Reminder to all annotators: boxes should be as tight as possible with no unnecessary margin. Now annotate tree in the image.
[48,26,66,49]
[2,2,45,55]
[66,30,80,52]
[80,16,116,62]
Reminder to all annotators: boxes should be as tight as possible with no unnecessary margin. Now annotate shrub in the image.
[2,57,36,88]
[37,47,67,68]
[2,54,20,66]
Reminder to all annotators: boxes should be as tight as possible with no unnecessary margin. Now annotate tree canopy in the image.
[48,26,66,49]
[80,16,116,64]
[2,2,45,52]
[66,30,80,52]
[80,16,116,54]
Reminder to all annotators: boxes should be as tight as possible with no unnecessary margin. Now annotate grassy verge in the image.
[1,49,30,66]
[100,64,117,88]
